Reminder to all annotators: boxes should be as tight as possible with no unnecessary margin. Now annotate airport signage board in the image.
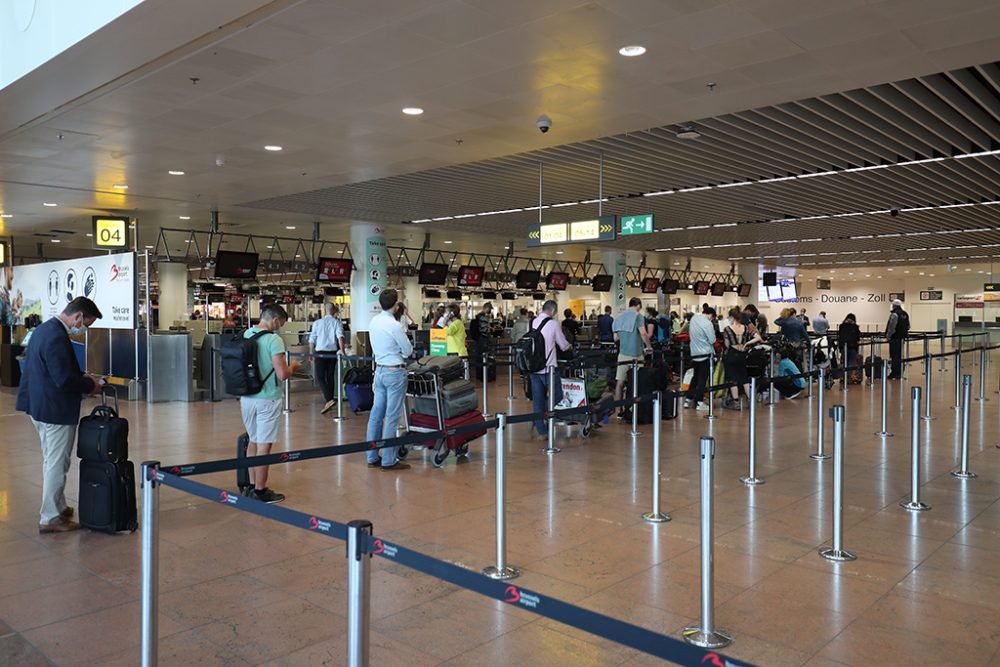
[526,215,615,247]
[984,283,1000,292]
[430,328,448,356]
[620,214,653,235]
[919,290,943,301]
[92,216,130,250]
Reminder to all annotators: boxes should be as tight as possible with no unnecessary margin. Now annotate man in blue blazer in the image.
[17,297,104,533]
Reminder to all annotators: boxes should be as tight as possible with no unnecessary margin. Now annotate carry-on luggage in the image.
[77,386,128,463]
[636,366,669,424]
[407,355,465,393]
[409,410,486,453]
[865,355,883,379]
[343,365,374,385]
[79,459,138,533]
[661,389,679,420]
[412,379,479,418]
[237,432,251,493]
[346,383,375,413]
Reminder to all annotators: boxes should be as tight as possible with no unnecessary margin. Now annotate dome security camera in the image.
[890,208,900,217]
[536,114,552,133]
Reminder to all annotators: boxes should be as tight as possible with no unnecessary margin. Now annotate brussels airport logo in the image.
[307,516,333,533]
[701,653,747,667]
[218,491,238,505]
[109,262,129,283]
[47,270,60,305]
[503,586,540,609]
[371,539,397,558]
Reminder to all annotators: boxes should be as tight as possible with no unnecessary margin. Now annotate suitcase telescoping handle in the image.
[95,383,119,416]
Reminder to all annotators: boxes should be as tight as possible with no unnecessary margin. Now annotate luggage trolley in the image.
[558,358,615,438]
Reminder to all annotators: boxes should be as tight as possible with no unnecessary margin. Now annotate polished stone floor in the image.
[2,351,1000,666]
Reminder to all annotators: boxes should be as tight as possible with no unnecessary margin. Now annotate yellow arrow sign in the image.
[600,224,612,233]
[529,231,540,239]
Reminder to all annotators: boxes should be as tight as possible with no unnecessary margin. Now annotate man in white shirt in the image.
[366,289,413,471]
[309,302,346,414]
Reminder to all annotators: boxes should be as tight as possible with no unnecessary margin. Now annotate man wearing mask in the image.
[884,299,909,379]
[17,297,104,533]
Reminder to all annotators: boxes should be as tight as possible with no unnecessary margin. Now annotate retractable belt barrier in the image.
[151,469,755,667]
[901,343,1000,365]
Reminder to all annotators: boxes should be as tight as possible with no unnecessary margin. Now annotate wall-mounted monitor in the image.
[693,281,710,296]
[500,291,516,300]
[423,289,442,299]
[762,271,777,287]
[591,274,613,292]
[546,272,569,290]
[641,277,660,294]
[532,292,546,300]
[316,257,353,283]
[662,279,679,294]
[418,262,449,285]
[516,269,541,289]
[738,283,752,297]
[214,251,259,280]
[457,265,484,287]
[324,286,345,297]
[711,282,727,297]
[446,289,462,300]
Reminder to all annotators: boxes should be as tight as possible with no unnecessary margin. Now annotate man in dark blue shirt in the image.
[17,297,103,534]
[597,305,614,343]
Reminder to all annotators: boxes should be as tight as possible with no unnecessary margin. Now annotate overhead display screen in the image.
[214,251,259,280]
[641,277,660,294]
[711,282,727,297]
[527,215,616,247]
[418,262,449,285]
[738,283,752,297]
[693,281,710,296]
[591,274,613,292]
[515,269,540,289]
[662,279,679,294]
[457,265,484,287]
[316,257,352,283]
[546,272,569,290]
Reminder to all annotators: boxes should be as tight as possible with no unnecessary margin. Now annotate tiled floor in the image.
[2,352,1000,666]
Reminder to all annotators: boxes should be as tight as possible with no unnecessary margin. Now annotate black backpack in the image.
[514,317,552,374]
[468,316,482,341]
[220,330,275,396]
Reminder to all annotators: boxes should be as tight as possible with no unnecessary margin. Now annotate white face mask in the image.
[68,323,87,336]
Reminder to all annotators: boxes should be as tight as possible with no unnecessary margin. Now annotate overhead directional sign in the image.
[527,215,616,247]
[92,216,130,250]
[620,214,654,236]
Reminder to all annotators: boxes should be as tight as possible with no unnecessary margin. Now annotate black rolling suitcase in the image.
[77,387,128,462]
[661,389,679,420]
[866,355,883,379]
[237,432,251,493]
[79,459,138,533]
[636,366,669,424]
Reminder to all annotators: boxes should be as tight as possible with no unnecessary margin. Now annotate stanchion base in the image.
[641,511,671,523]
[900,500,931,512]
[683,627,733,649]
[950,469,978,478]
[975,397,990,402]
[331,417,345,423]
[875,431,894,437]
[482,413,493,418]
[482,565,521,580]
[819,547,857,561]
[703,415,718,420]
[809,453,831,461]
[952,405,962,410]
[740,476,765,486]
[920,415,937,421]
[541,447,561,454]
[283,409,296,414]
[629,430,643,436]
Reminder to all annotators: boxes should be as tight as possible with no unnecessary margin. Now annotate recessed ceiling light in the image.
[929,273,935,277]
[703,265,710,268]
[286,225,296,230]
[618,45,647,57]
[43,202,57,207]
[904,270,910,273]
[402,107,424,116]
[112,184,128,189]
[0,213,11,218]
[556,250,564,255]
[179,215,191,220]
[264,145,283,151]
[337,250,343,253]
[145,245,154,249]
[887,268,893,271]
[865,274,871,277]
[86,233,93,237]
[965,268,972,272]
[443,240,453,244]
[168,170,185,176]
[51,239,61,243]
[295,254,301,258]
[184,240,191,244]
[266,245,273,249]
[919,272,925,275]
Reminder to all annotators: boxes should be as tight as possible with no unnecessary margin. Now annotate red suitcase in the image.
[409,410,486,466]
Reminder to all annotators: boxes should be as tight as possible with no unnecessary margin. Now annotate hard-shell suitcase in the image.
[865,355,883,379]
[237,432,250,493]
[409,410,486,450]
[661,389,679,420]
[412,379,479,419]
[407,355,464,390]
[346,383,375,413]
[79,459,138,533]
[636,366,668,424]
[77,387,128,463]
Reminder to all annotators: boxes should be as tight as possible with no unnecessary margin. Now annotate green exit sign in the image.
[620,214,654,235]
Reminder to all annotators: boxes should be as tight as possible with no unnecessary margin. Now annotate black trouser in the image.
[774,377,800,398]
[889,338,903,378]
[685,357,711,404]
[314,355,338,402]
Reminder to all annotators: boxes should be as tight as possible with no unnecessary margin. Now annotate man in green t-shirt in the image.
[240,304,300,503]
[612,297,652,418]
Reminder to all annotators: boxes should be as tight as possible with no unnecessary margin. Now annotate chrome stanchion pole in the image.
[463,357,470,381]
[842,343,848,393]
[630,360,643,435]
[811,367,830,460]
[820,405,856,561]
[140,461,160,667]
[939,333,947,372]
[346,520,372,667]
[481,352,492,418]
[642,392,670,523]
[901,387,931,512]
[684,437,733,649]
[283,351,294,413]
[705,355,719,419]
[806,343,814,399]
[875,358,894,438]
[922,336,929,375]
[951,375,977,479]
[868,337,876,385]
[922,355,935,421]
[542,366,560,454]
[904,336,911,379]
[953,350,962,410]
[976,345,989,402]
[506,345,515,400]
[765,347,777,406]
[333,354,345,422]
[740,376,764,485]
[483,413,521,579]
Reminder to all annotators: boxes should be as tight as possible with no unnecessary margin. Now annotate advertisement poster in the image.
[430,329,448,356]
[365,234,387,318]
[558,377,587,409]
[12,252,137,329]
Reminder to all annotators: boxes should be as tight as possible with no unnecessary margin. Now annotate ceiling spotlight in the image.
[179,215,191,220]
[86,233,93,237]
[618,45,646,57]
[168,170,185,175]
[286,225,296,230]
[112,184,128,189]
[402,107,424,116]
[51,239,61,243]
[0,213,11,218]
[676,125,702,140]
[556,250,564,255]
[443,240,453,244]
[264,145,283,151]
[43,202,57,207]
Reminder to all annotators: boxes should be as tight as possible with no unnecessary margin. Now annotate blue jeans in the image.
[530,371,563,436]
[366,366,408,465]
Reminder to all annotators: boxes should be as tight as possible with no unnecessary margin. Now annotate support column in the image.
[402,276,422,316]
[349,223,387,352]
[155,262,188,332]
[738,262,760,307]
[604,250,627,314]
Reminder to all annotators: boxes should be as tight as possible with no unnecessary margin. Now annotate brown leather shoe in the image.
[321,400,336,415]
[39,517,81,534]
[380,461,411,471]
[60,507,74,520]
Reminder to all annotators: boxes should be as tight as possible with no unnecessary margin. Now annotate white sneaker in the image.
[683,399,694,409]
[695,402,710,412]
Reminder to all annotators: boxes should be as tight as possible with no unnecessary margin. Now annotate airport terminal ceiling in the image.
[0,0,998,269]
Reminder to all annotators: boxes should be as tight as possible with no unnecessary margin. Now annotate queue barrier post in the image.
[507,345,516,400]
[346,520,372,667]
[904,336,911,379]
[977,345,989,402]
[951,375,977,479]
[765,347,777,406]
[705,355,719,419]
[953,350,962,410]
[820,405,857,562]
[842,343,848,394]
[806,343,814,399]
[283,351,294,413]
[922,336,929,375]
[811,366,829,460]
[140,461,160,667]
[901,387,931,512]
[740,376,764,485]
[542,366,560,454]
[482,352,492,418]
[921,354,935,421]
[483,413,521,579]
[630,361,643,435]
[333,354,345,423]
[875,358,893,438]
[939,333,947,373]
[642,391,670,524]
[868,337,876,385]
[683,436,733,649]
